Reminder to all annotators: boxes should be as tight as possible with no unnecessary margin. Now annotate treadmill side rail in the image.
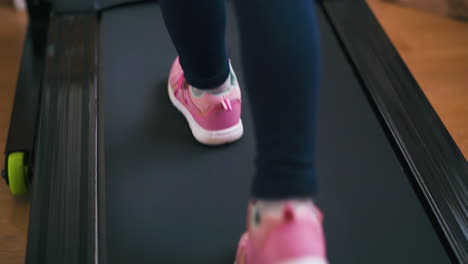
[320,0,468,262]
[25,15,100,264]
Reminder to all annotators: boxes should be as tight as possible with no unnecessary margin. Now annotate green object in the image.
[7,152,28,195]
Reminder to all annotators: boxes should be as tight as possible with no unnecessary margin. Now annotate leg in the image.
[161,0,244,145]
[160,0,229,89]
[233,0,321,199]
[233,1,326,263]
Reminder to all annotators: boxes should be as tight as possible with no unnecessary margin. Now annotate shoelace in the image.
[175,73,189,105]
[221,97,232,111]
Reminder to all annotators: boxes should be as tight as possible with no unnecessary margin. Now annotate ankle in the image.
[191,75,231,96]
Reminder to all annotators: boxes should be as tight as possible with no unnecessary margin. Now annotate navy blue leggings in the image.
[160,0,321,199]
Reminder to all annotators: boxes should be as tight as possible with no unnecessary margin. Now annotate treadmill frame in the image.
[3,0,466,263]
[22,15,101,264]
[1,0,49,186]
[321,1,468,262]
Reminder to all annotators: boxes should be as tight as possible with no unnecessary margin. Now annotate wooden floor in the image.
[0,1,467,263]
[0,4,29,264]
[368,0,468,159]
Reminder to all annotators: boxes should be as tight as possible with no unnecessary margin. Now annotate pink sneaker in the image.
[235,201,328,264]
[168,57,243,145]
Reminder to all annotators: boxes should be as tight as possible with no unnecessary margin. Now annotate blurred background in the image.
[0,0,467,263]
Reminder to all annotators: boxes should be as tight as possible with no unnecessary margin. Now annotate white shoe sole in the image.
[168,84,244,145]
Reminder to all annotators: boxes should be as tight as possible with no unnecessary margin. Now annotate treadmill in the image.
[3,0,467,263]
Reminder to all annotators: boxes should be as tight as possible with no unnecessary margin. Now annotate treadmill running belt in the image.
[101,3,450,263]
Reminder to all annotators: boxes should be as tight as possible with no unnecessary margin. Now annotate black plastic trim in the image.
[97,18,107,264]
[319,0,468,262]
[26,0,52,21]
[2,21,48,185]
[25,15,100,264]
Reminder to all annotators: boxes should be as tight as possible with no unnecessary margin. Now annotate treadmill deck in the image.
[101,3,450,263]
